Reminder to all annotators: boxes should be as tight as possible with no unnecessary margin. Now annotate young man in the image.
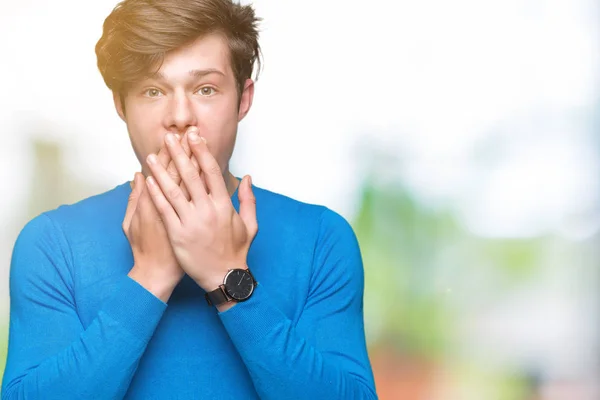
[2,0,377,398]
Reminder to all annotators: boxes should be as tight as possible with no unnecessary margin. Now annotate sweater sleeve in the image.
[1,213,167,400]
[218,208,378,399]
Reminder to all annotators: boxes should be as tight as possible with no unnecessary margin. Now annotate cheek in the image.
[196,99,239,147]
[125,107,164,163]
[197,97,237,126]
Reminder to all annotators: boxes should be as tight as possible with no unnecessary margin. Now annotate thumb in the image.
[238,175,257,238]
[122,172,143,235]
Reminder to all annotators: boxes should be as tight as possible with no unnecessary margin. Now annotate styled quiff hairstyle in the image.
[95,0,261,101]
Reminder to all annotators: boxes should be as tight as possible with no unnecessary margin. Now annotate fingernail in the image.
[189,131,199,142]
[147,154,157,165]
[248,175,252,186]
[166,133,176,145]
[175,134,181,141]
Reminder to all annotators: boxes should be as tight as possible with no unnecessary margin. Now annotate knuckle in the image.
[186,170,202,183]
[176,152,188,162]
[167,165,180,181]
[167,187,181,201]
[180,185,191,201]
[208,164,221,176]
[200,207,217,224]
[215,198,233,212]
[249,224,258,238]
[187,171,205,187]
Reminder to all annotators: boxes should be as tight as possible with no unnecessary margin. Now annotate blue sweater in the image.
[2,181,377,399]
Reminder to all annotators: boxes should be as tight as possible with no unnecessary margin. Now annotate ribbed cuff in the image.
[218,284,285,345]
[101,276,167,343]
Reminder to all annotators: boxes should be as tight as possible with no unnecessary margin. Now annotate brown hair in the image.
[95,0,261,104]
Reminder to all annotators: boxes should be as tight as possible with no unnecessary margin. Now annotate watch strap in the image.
[205,284,230,306]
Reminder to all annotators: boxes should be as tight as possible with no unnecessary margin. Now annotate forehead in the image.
[156,33,233,79]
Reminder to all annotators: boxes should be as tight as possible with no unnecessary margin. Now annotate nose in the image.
[165,92,197,134]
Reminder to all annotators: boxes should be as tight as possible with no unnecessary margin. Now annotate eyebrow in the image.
[152,68,226,81]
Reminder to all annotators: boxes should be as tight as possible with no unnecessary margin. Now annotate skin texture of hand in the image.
[164,128,208,201]
[124,130,204,302]
[144,131,258,303]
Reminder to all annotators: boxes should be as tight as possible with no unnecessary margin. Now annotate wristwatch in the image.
[205,268,257,307]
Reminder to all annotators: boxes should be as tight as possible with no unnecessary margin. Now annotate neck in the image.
[224,171,240,197]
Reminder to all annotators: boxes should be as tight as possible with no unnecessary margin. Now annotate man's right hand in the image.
[123,130,201,302]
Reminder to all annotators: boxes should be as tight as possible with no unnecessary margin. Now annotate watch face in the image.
[224,269,255,301]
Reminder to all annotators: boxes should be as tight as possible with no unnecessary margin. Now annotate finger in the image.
[166,129,202,199]
[153,141,187,203]
[177,133,194,200]
[179,129,193,162]
[166,145,191,202]
[187,144,206,196]
[179,129,203,185]
[145,175,181,229]
[187,131,229,201]
[165,130,197,181]
[165,133,208,205]
[157,134,177,169]
[122,172,143,235]
[238,175,258,239]
[147,151,191,218]
[166,134,184,185]
[136,175,163,224]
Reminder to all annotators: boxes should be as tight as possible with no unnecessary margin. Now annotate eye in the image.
[197,86,216,96]
[143,88,163,98]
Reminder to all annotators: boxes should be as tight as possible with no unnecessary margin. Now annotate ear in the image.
[113,91,126,122]
[237,78,254,122]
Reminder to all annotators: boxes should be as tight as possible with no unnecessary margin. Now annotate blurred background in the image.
[1,0,599,398]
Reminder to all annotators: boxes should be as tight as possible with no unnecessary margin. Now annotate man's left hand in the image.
[144,131,258,294]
